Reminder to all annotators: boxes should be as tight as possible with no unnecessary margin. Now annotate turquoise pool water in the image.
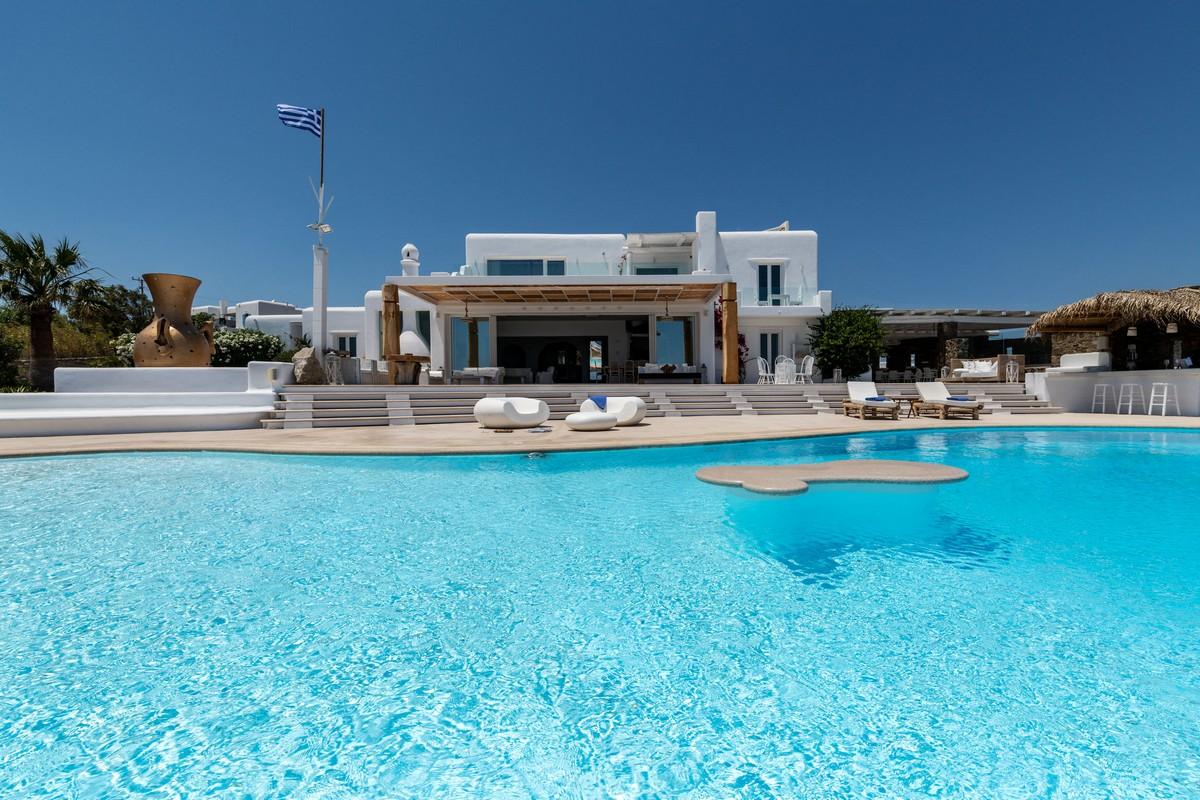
[1,428,1198,798]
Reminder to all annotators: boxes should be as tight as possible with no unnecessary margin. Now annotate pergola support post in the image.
[721,282,739,384]
[382,284,402,383]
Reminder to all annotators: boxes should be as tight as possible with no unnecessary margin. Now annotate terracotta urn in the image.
[133,273,213,367]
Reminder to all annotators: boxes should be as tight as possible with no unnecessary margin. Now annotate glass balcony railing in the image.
[458,261,619,277]
[738,289,816,307]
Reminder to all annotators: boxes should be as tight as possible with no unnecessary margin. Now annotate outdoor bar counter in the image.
[1028,368,1200,416]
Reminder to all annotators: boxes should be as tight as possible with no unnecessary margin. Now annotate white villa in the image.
[202,211,830,384]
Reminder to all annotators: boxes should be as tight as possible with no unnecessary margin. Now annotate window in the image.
[760,332,780,364]
[451,317,490,370]
[416,310,431,344]
[655,316,695,365]
[336,335,358,357]
[757,263,783,305]
[635,266,681,276]
[486,258,566,276]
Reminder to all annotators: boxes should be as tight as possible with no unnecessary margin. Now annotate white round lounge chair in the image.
[473,397,550,429]
[579,396,646,426]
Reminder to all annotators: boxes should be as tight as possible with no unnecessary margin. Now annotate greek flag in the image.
[276,104,322,137]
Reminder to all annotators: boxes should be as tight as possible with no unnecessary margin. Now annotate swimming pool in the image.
[1,428,1197,797]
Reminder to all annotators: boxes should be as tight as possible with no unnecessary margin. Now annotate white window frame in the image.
[333,332,358,357]
[755,260,788,306]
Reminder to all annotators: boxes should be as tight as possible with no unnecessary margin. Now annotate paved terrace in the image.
[1,413,1197,458]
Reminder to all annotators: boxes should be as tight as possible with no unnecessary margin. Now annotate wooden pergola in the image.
[390,281,721,306]
[380,279,742,383]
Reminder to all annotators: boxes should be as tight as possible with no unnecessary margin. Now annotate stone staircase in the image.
[262,382,1059,429]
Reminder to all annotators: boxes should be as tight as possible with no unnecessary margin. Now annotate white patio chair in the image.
[797,355,816,384]
[755,357,773,384]
[774,356,797,385]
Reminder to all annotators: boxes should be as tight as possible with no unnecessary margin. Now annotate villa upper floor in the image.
[442,211,830,314]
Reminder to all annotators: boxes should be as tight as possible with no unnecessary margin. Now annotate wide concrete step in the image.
[749,408,820,415]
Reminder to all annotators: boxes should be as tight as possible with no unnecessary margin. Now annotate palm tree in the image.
[0,231,101,390]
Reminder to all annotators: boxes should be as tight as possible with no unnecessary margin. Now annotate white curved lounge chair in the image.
[473,397,550,429]
[579,396,646,426]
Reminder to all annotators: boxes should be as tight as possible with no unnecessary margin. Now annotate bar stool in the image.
[1091,384,1115,413]
[1148,382,1180,416]
[1117,384,1145,415]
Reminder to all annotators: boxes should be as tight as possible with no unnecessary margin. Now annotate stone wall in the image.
[1049,332,1103,366]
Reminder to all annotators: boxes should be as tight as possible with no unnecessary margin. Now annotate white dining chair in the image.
[756,356,773,384]
[774,356,797,384]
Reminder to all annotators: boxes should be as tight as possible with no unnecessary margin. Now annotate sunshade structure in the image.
[1029,286,1200,334]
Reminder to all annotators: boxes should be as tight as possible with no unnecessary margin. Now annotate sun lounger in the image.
[842,381,899,420]
[580,396,647,426]
[914,382,983,420]
[473,397,550,429]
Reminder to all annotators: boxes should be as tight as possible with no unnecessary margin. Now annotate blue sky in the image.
[3,1,1198,310]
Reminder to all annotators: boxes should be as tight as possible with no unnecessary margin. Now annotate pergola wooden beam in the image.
[391,281,722,306]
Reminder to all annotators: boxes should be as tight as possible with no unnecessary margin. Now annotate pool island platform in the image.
[0,411,1198,459]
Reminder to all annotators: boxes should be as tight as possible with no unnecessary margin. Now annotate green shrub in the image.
[0,328,21,387]
[211,328,283,367]
[808,307,886,380]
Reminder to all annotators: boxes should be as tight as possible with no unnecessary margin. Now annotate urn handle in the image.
[154,316,170,348]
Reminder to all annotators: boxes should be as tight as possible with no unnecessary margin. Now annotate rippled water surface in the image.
[1,428,1199,798]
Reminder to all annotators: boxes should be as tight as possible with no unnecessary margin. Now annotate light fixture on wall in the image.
[1166,322,1179,334]
[1127,326,1138,337]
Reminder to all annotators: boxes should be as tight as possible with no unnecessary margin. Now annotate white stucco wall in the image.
[361,289,435,363]
[718,230,819,305]
[1032,369,1200,415]
[465,234,626,276]
[233,300,300,328]
[243,314,303,343]
[299,307,366,352]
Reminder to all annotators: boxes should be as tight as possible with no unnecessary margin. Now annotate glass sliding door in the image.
[654,316,696,366]
[450,317,491,370]
[759,332,780,364]
[757,263,782,305]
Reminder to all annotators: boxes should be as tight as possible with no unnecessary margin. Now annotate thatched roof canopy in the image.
[1029,286,1200,334]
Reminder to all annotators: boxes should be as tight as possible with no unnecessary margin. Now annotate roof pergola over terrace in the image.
[385,275,724,306]
[878,308,1044,340]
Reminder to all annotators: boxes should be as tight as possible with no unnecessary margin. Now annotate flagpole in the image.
[313,107,327,364]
